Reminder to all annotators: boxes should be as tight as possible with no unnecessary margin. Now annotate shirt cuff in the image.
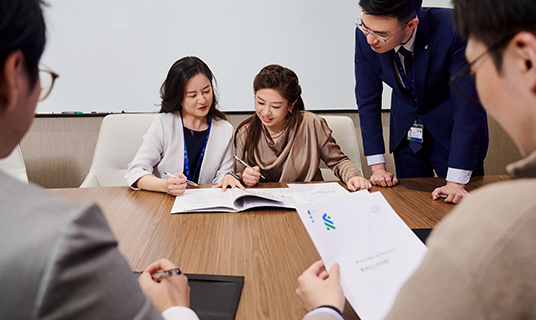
[446,168,472,184]
[162,306,200,320]
[304,307,344,320]
[366,154,386,166]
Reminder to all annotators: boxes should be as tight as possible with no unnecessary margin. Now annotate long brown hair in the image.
[235,64,305,165]
[159,56,227,121]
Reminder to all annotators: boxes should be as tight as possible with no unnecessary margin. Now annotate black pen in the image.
[233,155,266,179]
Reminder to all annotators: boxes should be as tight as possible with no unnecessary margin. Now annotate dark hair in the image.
[359,0,422,21]
[159,56,226,121]
[453,0,536,71]
[235,64,305,166]
[0,0,47,87]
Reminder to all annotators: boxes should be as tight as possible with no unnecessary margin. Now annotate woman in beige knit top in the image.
[218,64,371,191]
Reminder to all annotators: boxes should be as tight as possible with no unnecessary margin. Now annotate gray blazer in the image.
[0,172,162,319]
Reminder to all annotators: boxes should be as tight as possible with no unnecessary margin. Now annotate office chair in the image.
[319,115,363,181]
[80,113,155,187]
[0,144,29,183]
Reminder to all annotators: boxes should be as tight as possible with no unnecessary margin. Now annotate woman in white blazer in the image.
[125,57,242,196]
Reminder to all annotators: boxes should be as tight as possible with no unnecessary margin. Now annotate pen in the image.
[164,171,199,187]
[151,268,182,281]
[233,155,266,179]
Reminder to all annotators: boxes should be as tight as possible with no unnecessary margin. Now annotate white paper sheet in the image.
[296,191,427,320]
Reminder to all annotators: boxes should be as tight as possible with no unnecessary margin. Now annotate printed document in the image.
[296,191,427,320]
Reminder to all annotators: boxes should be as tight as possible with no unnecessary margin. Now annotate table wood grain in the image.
[49,175,508,320]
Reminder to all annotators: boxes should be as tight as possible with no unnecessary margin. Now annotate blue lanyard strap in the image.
[180,112,211,181]
[393,52,415,98]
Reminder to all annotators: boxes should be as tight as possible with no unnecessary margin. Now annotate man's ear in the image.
[0,50,26,115]
[511,32,536,92]
[407,17,419,33]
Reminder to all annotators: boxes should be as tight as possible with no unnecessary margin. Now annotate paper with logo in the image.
[171,188,296,213]
[296,191,427,320]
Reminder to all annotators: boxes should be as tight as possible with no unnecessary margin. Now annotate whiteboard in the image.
[38,0,452,114]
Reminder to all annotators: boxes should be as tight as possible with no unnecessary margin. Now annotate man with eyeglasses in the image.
[355,0,489,204]
[0,1,198,319]
[297,0,536,319]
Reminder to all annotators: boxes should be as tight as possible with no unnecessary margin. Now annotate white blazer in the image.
[125,112,233,187]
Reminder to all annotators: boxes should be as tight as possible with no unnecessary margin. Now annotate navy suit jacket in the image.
[355,8,488,171]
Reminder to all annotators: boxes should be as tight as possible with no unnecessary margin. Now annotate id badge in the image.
[407,123,423,143]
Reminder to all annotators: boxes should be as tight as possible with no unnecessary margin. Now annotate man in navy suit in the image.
[355,0,489,204]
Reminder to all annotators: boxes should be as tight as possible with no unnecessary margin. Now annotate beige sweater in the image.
[305,151,536,320]
[235,111,362,184]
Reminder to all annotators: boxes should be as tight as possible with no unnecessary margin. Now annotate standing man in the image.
[297,0,536,318]
[355,0,489,203]
[0,1,197,319]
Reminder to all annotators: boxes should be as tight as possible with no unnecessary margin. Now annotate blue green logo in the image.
[322,213,336,230]
[307,210,314,223]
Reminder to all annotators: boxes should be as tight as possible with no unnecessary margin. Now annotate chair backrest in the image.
[0,144,29,183]
[319,115,362,181]
[80,113,155,187]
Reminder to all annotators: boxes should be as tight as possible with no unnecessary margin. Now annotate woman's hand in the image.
[164,172,188,196]
[213,174,245,191]
[242,166,262,187]
[347,176,372,191]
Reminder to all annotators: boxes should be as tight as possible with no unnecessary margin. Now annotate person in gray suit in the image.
[0,1,198,319]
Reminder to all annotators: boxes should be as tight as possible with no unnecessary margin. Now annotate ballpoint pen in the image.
[151,268,182,281]
[233,155,266,179]
[164,171,199,187]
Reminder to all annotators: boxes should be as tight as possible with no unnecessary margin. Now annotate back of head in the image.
[453,0,536,69]
[0,0,47,86]
[159,56,226,121]
[359,0,422,21]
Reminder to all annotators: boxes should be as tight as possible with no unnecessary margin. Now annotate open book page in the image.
[171,188,238,213]
[170,188,294,213]
[232,188,288,211]
[296,191,427,320]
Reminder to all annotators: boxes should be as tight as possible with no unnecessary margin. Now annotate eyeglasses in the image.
[38,67,59,101]
[355,13,415,43]
[449,36,513,103]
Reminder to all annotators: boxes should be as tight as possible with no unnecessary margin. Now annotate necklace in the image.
[270,118,289,140]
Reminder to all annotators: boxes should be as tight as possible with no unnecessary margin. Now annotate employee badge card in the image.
[296,191,427,320]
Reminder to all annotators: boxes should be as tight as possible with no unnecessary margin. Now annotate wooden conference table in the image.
[50,175,508,320]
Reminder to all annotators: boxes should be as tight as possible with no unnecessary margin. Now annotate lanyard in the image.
[180,112,211,181]
[393,52,415,98]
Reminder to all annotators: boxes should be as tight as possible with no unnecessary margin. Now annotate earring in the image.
[288,109,293,114]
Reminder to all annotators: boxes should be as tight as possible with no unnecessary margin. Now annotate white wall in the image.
[38,0,453,114]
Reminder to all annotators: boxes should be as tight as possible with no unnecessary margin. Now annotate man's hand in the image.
[138,258,190,312]
[432,181,468,204]
[296,260,345,313]
[370,163,398,187]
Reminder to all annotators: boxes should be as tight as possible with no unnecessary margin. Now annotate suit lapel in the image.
[413,9,434,107]
[379,50,398,90]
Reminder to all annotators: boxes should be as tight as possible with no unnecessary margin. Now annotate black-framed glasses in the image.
[450,36,514,103]
[38,67,59,101]
[355,13,415,43]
